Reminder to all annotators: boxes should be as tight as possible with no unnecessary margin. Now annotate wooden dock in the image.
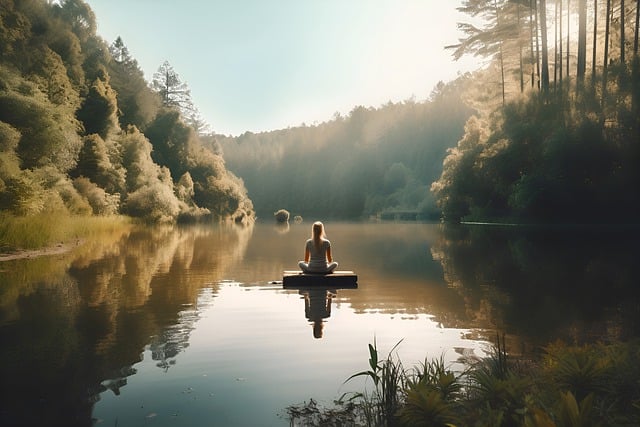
[282,270,358,288]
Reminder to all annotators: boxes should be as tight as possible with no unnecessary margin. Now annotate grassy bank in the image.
[286,337,640,427]
[0,213,131,252]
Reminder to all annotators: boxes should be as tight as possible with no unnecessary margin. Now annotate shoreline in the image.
[0,241,79,262]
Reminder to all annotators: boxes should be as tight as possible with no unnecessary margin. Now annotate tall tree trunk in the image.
[536,0,542,87]
[603,0,612,109]
[621,0,626,63]
[577,0,587,80]
[560,0,564,83]
[633,0,639,119]
[604,0,611,71]
[555,0,560,88]
[519,2,525,92]
[567,0,571,76]
[635,0,639,55]
[541,0,551,91]
[593,0,598,77]
[558,0,564,86]
[531,0,538,87]
[494,0,506,106]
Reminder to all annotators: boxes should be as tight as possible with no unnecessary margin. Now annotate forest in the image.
[432,0,640,223]
[219,0,639,223]
[1,0,638,226]
[0,0,254,225]
[215,80,473,220]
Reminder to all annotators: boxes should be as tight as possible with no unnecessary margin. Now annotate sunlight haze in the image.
[86,1,479,136]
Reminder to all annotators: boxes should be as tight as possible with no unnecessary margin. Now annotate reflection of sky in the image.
[93,283,490,426]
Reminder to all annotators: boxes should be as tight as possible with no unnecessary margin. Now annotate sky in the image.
[85,0,482,136]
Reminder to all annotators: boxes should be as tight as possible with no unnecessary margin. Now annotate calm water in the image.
[1,221,639,426]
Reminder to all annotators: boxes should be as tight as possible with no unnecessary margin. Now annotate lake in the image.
[1,221,639,426]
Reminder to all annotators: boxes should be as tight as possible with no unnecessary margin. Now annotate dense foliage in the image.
[287,338,640,426]
[0,0,253,224]
[216,80,474,220]
[433,0,640,223]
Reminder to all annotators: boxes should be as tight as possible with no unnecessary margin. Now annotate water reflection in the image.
[0,223,253,427]
[299,288,335,339]
[1,221,639,426]
[431,224,640,347]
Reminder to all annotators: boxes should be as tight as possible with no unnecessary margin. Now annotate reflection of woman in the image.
[302,289,334,339]
[298,221,338,274]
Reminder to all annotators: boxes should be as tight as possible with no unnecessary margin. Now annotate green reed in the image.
[285,337,640,427]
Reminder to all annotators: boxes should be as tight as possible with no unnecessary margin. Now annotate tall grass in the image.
[0,213,131,251]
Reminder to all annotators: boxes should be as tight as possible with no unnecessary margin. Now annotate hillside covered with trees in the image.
[216,79,474,220]
[2,0,637,226]
[0,0,254,224]
[432,0,640,223]
[218,0,639,224]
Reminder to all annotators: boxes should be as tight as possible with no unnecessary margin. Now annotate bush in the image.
[274,209,290,223]
[73,177,120,215]
[123,182,180,223]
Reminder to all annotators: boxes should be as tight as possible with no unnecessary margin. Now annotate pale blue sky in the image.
[86,0,480,136]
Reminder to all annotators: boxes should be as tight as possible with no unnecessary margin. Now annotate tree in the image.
[52,0,97,43]
[567,0,571,76]
[150,60,210,133]
[74,134,125,195]
[635,0,639,56]
[151,60,194,116]
[144,109,193,177]
[621,0,626,64]
[448,0,518,106]
[108,37,159,129]
[603,0,612,101]
[592,0,599,78]
[577,0,587,81]
[76,76,119,139]
[539,0,551,92]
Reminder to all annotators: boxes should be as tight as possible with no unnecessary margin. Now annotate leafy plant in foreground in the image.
[344,338,405,426]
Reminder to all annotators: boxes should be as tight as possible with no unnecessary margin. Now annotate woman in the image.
[298,221,338,274]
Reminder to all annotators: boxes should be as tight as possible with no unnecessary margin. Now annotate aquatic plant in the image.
[344,338,405,426]
[397,356,463,426]
[285,337,640,427]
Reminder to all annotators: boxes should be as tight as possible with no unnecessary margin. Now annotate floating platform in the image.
[282,270,358,289]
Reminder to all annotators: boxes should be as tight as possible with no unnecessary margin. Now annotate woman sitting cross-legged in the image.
[298,221,338,274]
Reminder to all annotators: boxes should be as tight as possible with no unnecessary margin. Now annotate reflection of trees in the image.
[326,223,477,329]
[150,307,200,371]
[0,223,253,427]
[431,224,640,347]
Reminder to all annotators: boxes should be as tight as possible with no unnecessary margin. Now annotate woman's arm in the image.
[304,246,310,262]
[326,246,333,263]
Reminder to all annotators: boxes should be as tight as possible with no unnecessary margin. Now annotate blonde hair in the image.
[312,221,325,249]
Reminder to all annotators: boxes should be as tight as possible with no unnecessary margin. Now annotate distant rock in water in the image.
[274,209,290,223]
[293,215,303,224]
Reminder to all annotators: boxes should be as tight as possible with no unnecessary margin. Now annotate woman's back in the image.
[299,221,338,274]
[306,238,330,269]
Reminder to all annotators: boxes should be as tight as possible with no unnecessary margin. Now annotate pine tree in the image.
[151,60,195,115]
